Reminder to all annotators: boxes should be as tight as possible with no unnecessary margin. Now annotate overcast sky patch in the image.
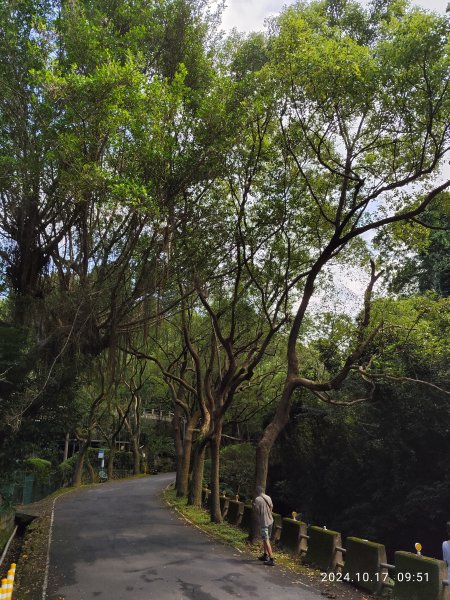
[221,0,449,32]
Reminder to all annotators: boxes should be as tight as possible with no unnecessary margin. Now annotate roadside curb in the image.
[162,485,244,555]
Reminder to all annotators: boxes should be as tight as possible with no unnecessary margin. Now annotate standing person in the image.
[254,486,275,566]
[443,522,450,583]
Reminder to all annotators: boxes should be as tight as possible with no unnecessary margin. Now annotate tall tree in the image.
[253,0,450,491]
[0,0,229,445]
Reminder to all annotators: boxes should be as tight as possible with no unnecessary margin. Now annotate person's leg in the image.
[263,538,273,558]
[261,525,274,565]
[258,527,269,560]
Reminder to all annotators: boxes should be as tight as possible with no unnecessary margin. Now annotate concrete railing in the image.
[141,409,174,422]
[202,490,449,598]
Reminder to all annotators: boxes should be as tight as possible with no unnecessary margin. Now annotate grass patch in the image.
[163,488,318,575]
[164,487,249,550]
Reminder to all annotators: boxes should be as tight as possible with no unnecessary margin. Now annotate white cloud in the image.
[308,264,369,317]
[221,0,279,32]
[222,0,449,32]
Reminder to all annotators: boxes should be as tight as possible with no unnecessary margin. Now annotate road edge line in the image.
[41,498,56,600]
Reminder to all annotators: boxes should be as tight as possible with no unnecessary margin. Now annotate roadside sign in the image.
[98,450,105,459]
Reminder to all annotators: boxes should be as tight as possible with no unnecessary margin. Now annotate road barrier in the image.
[343,537,388,595]
[225,500,243,525]
[0,563,16,599]
[271,513,282,542]
[393,552,449,600]
[204,490,449,597]
[279,518,307,554]
[219,496,229,519]
[304,526,342,573]
[239,504,253,532]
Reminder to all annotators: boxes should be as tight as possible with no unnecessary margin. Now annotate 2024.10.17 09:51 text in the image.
[320,572,430,583]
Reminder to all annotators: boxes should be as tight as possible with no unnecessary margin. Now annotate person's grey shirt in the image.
[442,541,450,581]
[254,493,274,527]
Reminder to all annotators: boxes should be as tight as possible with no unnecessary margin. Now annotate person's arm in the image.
[265,495,273,511]
[254,497,262,516]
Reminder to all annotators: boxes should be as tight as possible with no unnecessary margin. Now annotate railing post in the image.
[393,551,449,600]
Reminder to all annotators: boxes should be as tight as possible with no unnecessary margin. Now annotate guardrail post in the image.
[393,551,450,600]
[271,513,283,543]
[279,518,308,555]
[219,496,229,519]
[303,526,342,572]
[239,505,253,533]
[343,537,388,595]
[225,500,244,525]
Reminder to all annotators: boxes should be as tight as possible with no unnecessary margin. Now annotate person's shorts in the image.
[261,525,273,540]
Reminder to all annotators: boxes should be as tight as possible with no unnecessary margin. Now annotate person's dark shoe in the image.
[258,554,268,561]
[264,557,274,566]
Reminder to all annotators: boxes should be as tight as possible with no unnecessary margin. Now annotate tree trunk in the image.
[255,381,295,491]
[131,436,141,475]
[72,439,90,486]
[86,456,97,483]
[63,432,70,461]
[177,416,196,497]
[107,443,116,479]
[249,381,295,542]
[173,405,184,491]
[209,420,223,523]
[188,442,206,507]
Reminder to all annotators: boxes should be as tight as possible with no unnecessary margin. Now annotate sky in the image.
[221,0,449,32]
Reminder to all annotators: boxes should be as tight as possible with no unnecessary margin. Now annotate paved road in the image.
[46,474,322,600]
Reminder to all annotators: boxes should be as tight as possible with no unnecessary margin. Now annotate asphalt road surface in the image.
[46,473,322,600]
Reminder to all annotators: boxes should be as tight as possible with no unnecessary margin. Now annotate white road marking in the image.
[42,498,57,600]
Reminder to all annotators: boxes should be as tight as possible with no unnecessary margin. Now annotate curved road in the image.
[46,474,322,599]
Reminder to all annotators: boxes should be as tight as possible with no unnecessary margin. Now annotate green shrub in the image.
[58,455,78,484]
[112,450,134,470]
[24,458,52,483]
[25,457,52,470]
